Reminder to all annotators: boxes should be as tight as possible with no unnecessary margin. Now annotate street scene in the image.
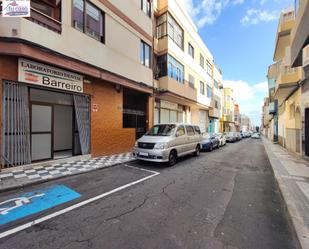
[0,139,299,249]
[0,0,309,248]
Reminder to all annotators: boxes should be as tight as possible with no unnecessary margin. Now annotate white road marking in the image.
[0,166,160,239]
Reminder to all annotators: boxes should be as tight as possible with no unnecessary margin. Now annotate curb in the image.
[0,159,137,194]
[262,138,308,249]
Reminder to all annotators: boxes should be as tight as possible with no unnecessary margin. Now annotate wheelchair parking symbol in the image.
[0,185,81,225]
[0,193,45,215]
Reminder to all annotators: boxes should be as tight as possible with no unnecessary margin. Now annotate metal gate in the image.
[2,81,31,167]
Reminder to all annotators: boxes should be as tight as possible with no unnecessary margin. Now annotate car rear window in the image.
[186,126,195,136]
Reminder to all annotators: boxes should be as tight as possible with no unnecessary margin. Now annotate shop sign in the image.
[2,0,31,17]
[18,59,84,93]
[160,100,178,110]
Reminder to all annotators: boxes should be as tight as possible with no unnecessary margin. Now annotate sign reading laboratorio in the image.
[1,0,31,17]
[18,59,84,93]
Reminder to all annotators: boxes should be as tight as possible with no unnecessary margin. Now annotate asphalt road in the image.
[0,139,299,249]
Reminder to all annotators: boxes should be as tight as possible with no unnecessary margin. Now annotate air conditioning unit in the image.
[303,44,309,68]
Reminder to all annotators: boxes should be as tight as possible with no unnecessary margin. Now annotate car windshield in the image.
[203,133,210,139]
[146,124,176,136]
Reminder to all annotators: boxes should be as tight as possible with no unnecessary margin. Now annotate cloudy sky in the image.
[182,0,293,126]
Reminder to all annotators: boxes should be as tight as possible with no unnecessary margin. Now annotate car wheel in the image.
[168,150,177,166]
[194,145,200,156]
[209,144,213,152]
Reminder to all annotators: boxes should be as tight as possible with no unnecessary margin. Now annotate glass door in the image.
[31,104,53,161]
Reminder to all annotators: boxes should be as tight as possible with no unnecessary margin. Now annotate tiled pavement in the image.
[0,153,134,192]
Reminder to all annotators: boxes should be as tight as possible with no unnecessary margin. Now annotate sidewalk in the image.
[0,153,134,192]
[263,137,309,249]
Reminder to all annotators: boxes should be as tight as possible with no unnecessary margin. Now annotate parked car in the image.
[201,133,220,151]
[251,132,261,139]
[216,133,227,147]
[235,132,242,141]
[224,132,237,143]
[133,123,202,166]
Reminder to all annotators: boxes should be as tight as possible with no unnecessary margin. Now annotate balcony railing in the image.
[26,7,61,33]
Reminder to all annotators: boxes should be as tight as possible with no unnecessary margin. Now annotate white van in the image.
[133,123,202,166]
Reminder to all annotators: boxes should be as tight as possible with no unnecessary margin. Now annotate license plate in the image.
[139,152,149,157]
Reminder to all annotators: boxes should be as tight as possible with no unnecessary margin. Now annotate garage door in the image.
[199,110,207,133]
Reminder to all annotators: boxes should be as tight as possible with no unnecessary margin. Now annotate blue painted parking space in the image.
[0,184,81,225]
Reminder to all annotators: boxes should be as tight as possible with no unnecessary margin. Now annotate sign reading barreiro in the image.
[18,58,84,93]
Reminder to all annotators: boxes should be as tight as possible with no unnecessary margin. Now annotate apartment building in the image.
[267,8,303,153]
[290,0,309,157]
[0,0,154,167]
[240,114,251,132]
[209,65,222,133]
[152,0,215,133]
[221,88,235,132]
[262,97,271,138]
[234,103,240,132]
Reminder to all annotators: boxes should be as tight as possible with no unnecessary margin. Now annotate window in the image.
[189,74,195,88]
[176,126,186,137]
[140,41,151,68]
[200,54,204,68]
[31,0,61,20]
[141,0,151,17]
[206,60,212,76]
[215,100,219,109]
[167,14,184,49]
[194,126,201,134]
[73,0,104,42]
[167,55,184,83]
[156,54,184,83]
[156,54,167,78]
[188,43,194,58]
[156,13,167,39]
[29,0,62,32]
[207,85,212,98]
[200,81,205,95]
[214,80,219,89]
[186,126,195,136]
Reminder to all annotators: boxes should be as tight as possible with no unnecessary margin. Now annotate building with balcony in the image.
[153,0,217,133]
[290,0,309,157]
[240,114,251,132]
[209,65,222,133]
[261,97,271,138]
[221,88,235,132]
[234,103,241,132]
[0,0,154,167]
[266,7,303,153]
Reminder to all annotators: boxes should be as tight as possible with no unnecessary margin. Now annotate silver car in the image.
[133,123,203,166]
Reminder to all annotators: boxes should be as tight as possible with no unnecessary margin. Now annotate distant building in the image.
[240,115,251,132]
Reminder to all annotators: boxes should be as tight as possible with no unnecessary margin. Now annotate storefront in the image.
[209,117,219,134]
[154,99,186,125]
[2,58,90,167]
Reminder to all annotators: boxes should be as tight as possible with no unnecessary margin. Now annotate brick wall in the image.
[84,79,136,157]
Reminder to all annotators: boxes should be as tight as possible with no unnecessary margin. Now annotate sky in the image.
[182,0,294,126]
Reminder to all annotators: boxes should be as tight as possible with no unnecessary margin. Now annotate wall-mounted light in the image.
[84,79,91,84]
[115,84,122,93]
